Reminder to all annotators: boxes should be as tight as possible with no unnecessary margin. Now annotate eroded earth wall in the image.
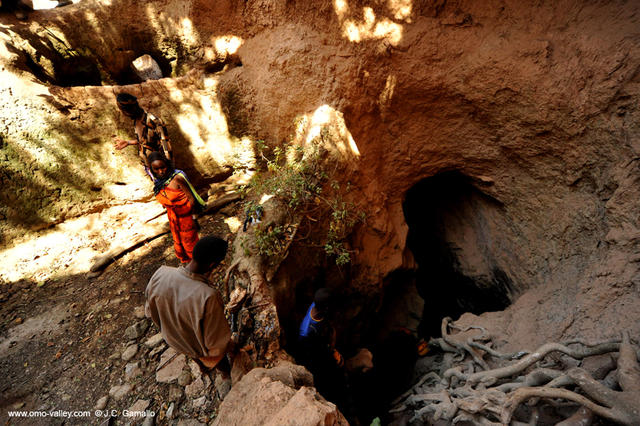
[1,0,639,349]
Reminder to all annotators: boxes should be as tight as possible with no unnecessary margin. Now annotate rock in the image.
[214,373,231,400]
[165,402,175,419]
[109,351,121,361]
[202,374,211,390]
[129,399,151,420]
[231,349,254,385]
[191,395,207,409]
[188,359,202,379]
[156,348,186,383]
[213,362,346,425]
[144,333,164,348]
[128,398,150,413]
[168,385,183,402]
[125,362,142,381]
[178,370,192,387]
[132,54,162,81]
[109,384,133,401]
[94,395,108,410]
[149,344,166,358]
[125,320,149,340]
[142,415,155,426]
[266,387,347,426]
[185,376,204,398]
[219,205,235,216]
[133,306,146,319]
[122,344,139,362]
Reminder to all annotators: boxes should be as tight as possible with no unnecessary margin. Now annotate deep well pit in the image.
[2,0,640,424]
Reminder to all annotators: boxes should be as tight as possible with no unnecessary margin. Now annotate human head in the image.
[191,236,228,273]
[116,92,143,118]
[147,151,173,180]
[313,288,332,315]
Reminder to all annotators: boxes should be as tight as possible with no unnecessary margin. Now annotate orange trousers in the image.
[155,186,199,263]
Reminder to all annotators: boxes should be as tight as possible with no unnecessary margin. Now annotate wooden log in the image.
[89,222,170,272]
[201,192,241,215]
[89,192,240,274]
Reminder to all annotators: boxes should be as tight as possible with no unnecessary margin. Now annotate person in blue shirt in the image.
[298,288,347,408]
[299,288,343,361]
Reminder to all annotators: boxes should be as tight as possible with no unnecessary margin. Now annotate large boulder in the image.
[213,361,347,426]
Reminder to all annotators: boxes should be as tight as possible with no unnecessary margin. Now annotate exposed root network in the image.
[391,318,640,425]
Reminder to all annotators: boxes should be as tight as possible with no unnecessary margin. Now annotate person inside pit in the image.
[297,288,353,415]
[145,235,234,374]
[113,92,173,181]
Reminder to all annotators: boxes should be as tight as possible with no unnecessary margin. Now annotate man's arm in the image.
[202,291,232,358]
[148,114,173,161]
[114,137,138,150]
[158,122,173,162]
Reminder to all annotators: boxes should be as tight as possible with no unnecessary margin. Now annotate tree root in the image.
[502,332,640,425]
[441,317,490,370]
[445,340,620,386]
[392,319,639,426]
[391,371,442,407]
[555,407,594,426]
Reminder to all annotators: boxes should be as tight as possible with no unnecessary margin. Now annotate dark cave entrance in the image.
[346,171,518,424]
[403,171,513,339]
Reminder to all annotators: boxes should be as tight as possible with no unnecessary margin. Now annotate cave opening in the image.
[346,171,518,424]
[403,170,513,339]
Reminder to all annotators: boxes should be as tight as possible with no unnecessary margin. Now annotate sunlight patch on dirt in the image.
[0,201,164,285]
[224,216,242,233]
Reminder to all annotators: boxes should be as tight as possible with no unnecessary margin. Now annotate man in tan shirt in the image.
[145,236,232,370]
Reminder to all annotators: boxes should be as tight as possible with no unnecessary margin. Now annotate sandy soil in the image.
[0,196,244,425]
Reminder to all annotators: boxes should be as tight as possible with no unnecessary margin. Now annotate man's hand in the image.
[332,348,344,367]
[114,138,132,150]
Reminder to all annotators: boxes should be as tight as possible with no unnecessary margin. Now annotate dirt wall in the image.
[1,0,639,349]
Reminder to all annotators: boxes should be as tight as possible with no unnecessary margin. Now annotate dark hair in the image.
[193,236,228,268]
[116,92,142,117]
[147,151,174,178]
[147,151,170,168]
[313,288,332,313]
[116,92,137,104]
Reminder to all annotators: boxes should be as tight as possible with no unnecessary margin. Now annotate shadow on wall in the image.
[403,171,515,338]
[0,0,249,241]
[0,0,436,241]
[0,92,124,241]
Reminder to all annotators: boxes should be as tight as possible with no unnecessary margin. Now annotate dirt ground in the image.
[0,193,244,425]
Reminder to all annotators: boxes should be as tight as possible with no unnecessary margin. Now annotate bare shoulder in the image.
[169,173,188,190]
[173,173,187,185]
